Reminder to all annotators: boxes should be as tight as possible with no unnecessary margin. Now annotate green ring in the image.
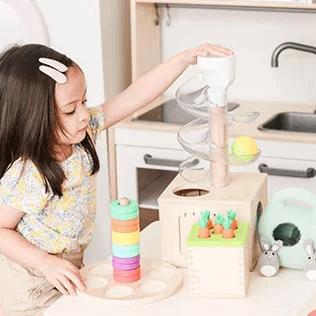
[111,210,139,220]
[110,200,138,214]
[110,199,139,220]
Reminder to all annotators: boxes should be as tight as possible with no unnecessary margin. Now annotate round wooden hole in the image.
[173,188,209,197]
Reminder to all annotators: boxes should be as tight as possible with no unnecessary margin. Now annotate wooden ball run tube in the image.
[210,106,229,187]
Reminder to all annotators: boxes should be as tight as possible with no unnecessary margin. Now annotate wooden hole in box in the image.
[173,188,209,197]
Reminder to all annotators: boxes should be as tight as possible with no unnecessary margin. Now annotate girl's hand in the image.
[38,254,86,296]
[182,43,234,66]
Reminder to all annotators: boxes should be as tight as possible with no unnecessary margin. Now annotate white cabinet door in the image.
[230,156,316,201]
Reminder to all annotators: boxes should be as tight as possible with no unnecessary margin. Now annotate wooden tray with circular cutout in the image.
[78,259,183,305]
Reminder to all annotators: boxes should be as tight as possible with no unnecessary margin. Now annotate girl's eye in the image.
[82,99,87,105]
[66,109,75,115]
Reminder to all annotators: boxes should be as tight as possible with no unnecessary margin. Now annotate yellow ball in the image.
[232,136,258,162]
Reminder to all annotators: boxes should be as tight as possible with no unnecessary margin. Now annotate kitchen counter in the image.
[116,96,316,144]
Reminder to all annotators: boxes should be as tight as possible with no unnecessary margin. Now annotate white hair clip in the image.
[39,57,68,84]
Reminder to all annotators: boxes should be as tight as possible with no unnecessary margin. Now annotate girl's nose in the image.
[80,104,90,123]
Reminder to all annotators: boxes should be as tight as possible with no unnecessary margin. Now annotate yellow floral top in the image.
[0,105,105,254]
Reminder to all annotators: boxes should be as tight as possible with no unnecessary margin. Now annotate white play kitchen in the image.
[46,1,316,315]
[114,0,316,230]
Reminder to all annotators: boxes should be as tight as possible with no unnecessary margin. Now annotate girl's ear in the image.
[304,239,315,256]
[260,236,271,251]
[271,240,283,252]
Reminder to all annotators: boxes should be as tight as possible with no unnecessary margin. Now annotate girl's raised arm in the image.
[102,43,233,129]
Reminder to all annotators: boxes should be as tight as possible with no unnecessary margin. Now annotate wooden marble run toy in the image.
[186,218,250,297]
[158,54,268,271]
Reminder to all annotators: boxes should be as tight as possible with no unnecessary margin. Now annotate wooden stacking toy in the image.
[110,197,141,283]
[76,197,183,304]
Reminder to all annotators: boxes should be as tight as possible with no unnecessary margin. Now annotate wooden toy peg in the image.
[119,197,130,206]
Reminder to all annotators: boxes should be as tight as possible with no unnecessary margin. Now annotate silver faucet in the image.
[271,42,316,67]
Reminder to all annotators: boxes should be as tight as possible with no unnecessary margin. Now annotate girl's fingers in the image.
[63,269,86,292]
[51,279,69,296]
[57,273,77,296]
[206,47,233,56]
[200,43,233,56]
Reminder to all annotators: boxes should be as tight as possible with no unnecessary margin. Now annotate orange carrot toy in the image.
[198,210,210,238]
[227,210,238,230]
[223,219,235,239]
[198,218,210,238]
[213,214,224,234]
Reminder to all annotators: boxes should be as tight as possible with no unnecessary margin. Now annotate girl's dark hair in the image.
[0,44,100,197]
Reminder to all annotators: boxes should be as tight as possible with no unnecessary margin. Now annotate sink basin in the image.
[258,112,316,134]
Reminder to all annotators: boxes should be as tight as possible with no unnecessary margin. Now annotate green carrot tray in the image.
[186,222,249,248]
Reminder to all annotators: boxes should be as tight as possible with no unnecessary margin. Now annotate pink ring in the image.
[112,255,140,264]
[114,266,140,277]
[112,261,139,271]
[113,267,141,282]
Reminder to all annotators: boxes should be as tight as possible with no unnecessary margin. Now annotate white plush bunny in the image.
[258,237,283,277]
[303,239,316,281]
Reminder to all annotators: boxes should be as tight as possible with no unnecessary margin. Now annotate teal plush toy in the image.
[258,188,316,269]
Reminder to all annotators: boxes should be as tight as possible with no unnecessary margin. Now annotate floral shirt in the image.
[0,105,105,254]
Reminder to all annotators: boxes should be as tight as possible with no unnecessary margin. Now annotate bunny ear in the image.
[304,239,315,256]
[260,237,271,251]
[271,240,283,252]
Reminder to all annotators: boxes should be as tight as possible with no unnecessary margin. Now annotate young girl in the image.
[0,43,232,315]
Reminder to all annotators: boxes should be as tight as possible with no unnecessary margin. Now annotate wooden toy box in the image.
[186,222,250,298]
[158,171,267,270]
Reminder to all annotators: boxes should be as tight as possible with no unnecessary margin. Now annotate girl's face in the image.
[54,66,90,150]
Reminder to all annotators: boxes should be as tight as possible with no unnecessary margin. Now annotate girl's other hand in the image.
[182,43,234,66]
[38,254,86,296]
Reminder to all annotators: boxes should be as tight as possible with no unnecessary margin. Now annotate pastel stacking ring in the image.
[111,223,139,233]
[112,255,140,264]
[112,243,140,258]
[112,230,140,246]
[110,200,139,221]
[111,218,139,227]
[114,266,140,277]
[111,218,139,233]
[111,209,139,221]
[112,261,139,271]
[113,266,141,283]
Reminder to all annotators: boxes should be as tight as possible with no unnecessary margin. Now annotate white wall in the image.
[36,0,111,263]
[160,7,316,108]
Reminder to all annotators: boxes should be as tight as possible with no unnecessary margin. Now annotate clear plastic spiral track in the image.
[175,55,260,183]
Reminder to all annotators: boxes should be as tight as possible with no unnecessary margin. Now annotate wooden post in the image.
[210,106,229,187]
